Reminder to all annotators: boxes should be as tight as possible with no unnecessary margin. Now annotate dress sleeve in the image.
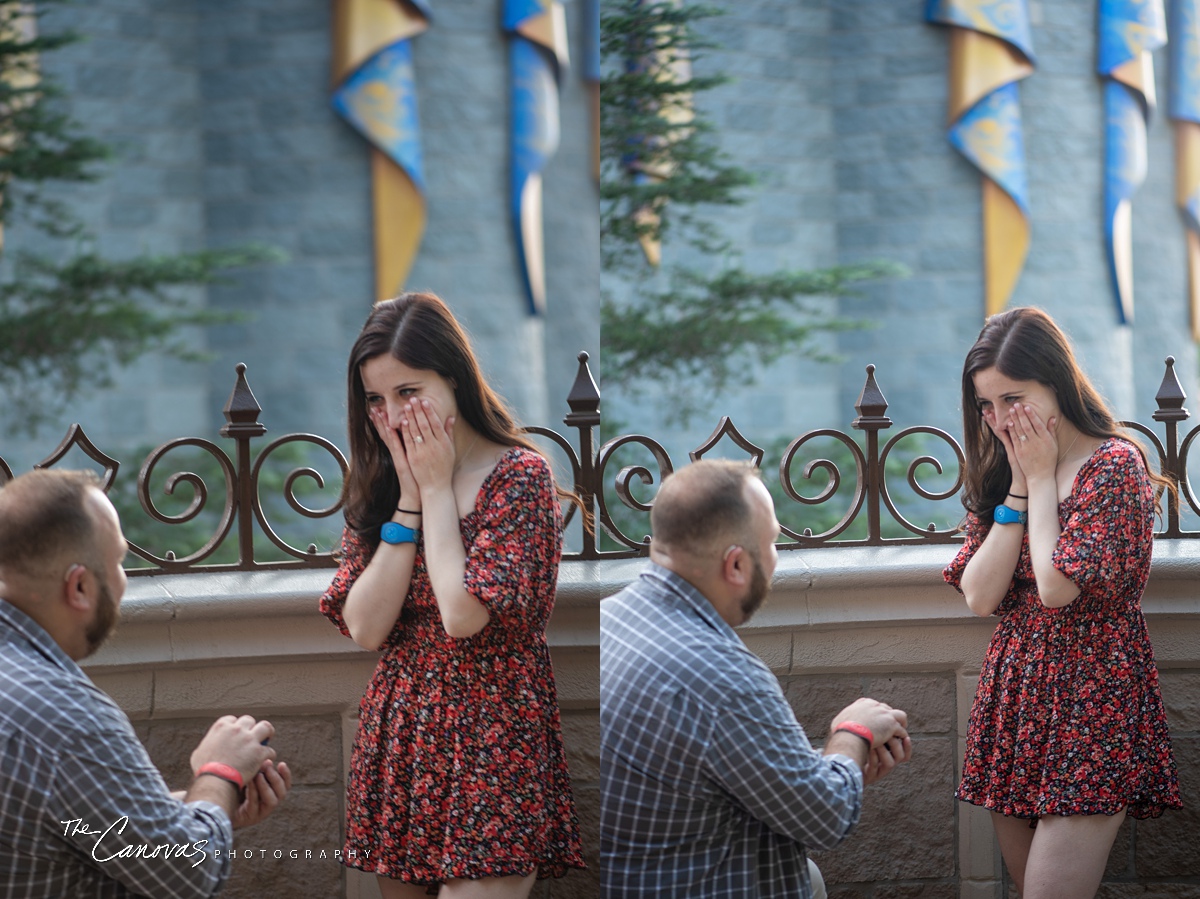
[705,684,863,852]
[319,526,369,639]
[1052,441,1153,594]
[943,512,986,594]
[462,452,562,631]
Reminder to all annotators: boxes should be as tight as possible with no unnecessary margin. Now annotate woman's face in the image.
[360,353,458,432]
[972,366,1061,437]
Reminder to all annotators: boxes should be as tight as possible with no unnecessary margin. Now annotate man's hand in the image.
[190,715,276,785]
[862,734,913,786]
[824,697,913,783]
[831,698,908,748]
[231,760,292,830]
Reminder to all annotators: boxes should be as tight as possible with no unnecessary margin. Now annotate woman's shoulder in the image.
[495,445,552,479]
[1092,436,1146,472]
[475,444,554,502]
[1074,436,1151,494]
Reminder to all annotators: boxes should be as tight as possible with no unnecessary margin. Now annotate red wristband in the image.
[197,762,245,797]
[833,721,875,748]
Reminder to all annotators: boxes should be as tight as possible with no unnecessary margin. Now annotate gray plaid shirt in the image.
[0,599,233,898]
[600,564,862,898]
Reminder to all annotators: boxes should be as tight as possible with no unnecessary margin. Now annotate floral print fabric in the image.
[320,448,585,884]
[944,438,1181,819]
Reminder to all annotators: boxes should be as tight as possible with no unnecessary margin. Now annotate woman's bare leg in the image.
[992,813,1036,895]
[1022,811,1125,899]
[440,872,538,899]
[378,877,435,899]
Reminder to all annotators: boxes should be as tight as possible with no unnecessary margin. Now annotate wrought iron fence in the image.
[2,354,1198,573]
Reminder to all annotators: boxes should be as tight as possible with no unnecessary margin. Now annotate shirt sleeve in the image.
[943,512,985,594]
[704,685,863,852]
[462,452,562,631]
[319,526,369,639]
[45,723,232,899]
[1052,441,1153,595]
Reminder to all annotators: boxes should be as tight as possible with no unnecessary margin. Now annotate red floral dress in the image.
[320,448,585,885]
[944,438,1181,820]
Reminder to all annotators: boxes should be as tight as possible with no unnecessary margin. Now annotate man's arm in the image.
[47,713,287,899]
[705,688,866,853]
[49,740,233,899]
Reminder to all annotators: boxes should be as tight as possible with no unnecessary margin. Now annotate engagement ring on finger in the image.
[415,436,424,444]
[1019,435,1027,442]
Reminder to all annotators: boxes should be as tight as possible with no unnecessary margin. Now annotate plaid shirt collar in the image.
[0,597,82,677]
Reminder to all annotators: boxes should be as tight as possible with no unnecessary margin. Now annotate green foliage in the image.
[603,261,902,424]
[0,2,110,236]
[599,0,902,425]
[0,1,283,433]
[599,0,749,268]
[0,245,284,433]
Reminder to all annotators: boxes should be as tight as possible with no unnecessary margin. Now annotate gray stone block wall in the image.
[0,0,599,475]
[607,0,1200,490]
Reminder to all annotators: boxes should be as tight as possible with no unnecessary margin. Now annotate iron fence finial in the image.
[852,364,892,430]
[221,363,267,438]
[566,351,601,425]
[1153,356,1189,422]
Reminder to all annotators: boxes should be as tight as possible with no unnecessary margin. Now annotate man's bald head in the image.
[0,469,104,582]
[650,460,761,556]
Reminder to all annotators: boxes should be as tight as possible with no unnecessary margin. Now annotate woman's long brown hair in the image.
[959,306,1172,524]
[341,292,581,543]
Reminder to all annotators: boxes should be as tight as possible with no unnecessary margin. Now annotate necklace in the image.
[1057,428,1082,464]
[453,432,481,474]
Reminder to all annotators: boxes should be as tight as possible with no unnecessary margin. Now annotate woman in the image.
[944,307,1181,898]
[320,293,585,898]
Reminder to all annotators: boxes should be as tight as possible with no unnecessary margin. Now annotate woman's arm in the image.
[421,484,489,638]
[959,517,1023,616]
[1007,404,1080,609]
[340,405,424,650]
[1024,472,1079,608]
[341,510,421,650]
[959,412,1025,616]
[404,399,490,639]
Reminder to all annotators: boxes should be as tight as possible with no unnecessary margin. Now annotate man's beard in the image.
[83,579,119,657]
[739,551,770,624]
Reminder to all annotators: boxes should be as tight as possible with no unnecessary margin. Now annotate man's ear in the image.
[721,544,748,587]
[62,563,94,613]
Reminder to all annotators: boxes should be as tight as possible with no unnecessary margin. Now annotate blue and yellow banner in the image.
[1099,0,1166,326]
[331,0,431,301]
[1170,0,1200,340]
[926,0,1035,318]
[505,0,569,315]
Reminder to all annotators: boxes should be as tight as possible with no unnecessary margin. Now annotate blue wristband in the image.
[993,504,1027,525]
[380,521,421,545]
